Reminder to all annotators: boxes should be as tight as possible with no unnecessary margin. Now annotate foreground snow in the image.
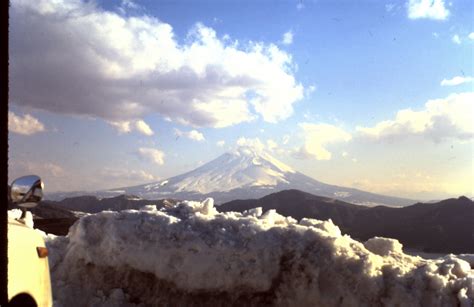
[43,199,473,306]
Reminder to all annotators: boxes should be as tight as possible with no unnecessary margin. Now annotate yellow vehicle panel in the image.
[8,219,52,307]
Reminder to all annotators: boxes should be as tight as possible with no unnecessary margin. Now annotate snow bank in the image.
[46,198,473,306]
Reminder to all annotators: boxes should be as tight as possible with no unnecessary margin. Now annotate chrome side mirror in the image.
[10,175,44,208]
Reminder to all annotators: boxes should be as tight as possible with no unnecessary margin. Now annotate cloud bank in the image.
[357,92,474,142]
[10,0,303,129]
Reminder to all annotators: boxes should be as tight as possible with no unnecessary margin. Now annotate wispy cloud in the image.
[469,32,474,40]
[294,123,352,160]
[8,111,45,135]
[440,76,474,86]
[117,0,141,15]
[296,1,304,10]
[11,1,303,128]
[407,0,450,20]
[137,148,165,165]
[452,34,461,44]
[216,140,226,147]
[357,92,474,143]
[385,3,396,12]
[175,129,205,142]
[282,30,293,45]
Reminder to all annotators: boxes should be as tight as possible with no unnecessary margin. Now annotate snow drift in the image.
[43,199,473,306]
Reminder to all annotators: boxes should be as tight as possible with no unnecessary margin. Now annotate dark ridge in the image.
[219,190,474,254]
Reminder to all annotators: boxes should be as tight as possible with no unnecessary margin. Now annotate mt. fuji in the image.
[106,147,415,207]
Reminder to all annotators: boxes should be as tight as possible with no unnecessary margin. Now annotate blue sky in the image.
[8,0,474,199]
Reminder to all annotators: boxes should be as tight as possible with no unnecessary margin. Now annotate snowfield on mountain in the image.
[79,147,415,207]
[42,199,473,306]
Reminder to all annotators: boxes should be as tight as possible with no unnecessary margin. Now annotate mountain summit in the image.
[168,147,295,194]
[107,147,415,206]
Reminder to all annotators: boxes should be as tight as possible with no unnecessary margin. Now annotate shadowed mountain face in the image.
[48,148,415,207]
[219,190,474,254]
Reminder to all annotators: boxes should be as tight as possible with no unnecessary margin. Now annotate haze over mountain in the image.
[47,147,416,206]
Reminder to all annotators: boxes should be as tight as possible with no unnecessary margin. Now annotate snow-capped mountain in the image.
[104,147,415,207]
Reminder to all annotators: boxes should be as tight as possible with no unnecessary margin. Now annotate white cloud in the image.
[236,137,265,152]
[294,123,352,160]
[440,76,474,86]
[216,140,225,147]
[10,0,303,128]
[282,30,293,45]
[452,34,461,44]
[109,120,154,136]
[282,134,290,145]
[8,111,45,135]
[469,32,474,40]
[357,92,474,142]
[266,139,278,151]
[407,0,450,20]
[137,147,165,165]
[134,120,154,136]
[342,151,349,157]
[175,129,205,142]
[109,121,132,134]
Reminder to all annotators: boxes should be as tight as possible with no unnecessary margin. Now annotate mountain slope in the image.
[117,147,415,206]
[46,147,415,206]
[219,190,474,253]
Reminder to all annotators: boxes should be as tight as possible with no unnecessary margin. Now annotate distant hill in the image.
[219,190,474,254]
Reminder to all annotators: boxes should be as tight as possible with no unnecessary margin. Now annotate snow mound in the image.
[364,237,403,256]
[46,199,473,306]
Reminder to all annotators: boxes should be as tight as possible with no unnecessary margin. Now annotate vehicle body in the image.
[7,175,52,306]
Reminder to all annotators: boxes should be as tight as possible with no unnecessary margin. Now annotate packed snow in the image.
[38,199,473,306]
